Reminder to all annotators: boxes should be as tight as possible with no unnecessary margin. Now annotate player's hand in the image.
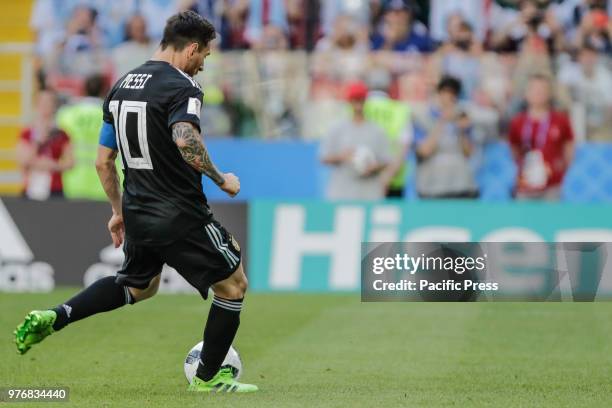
[220,173,240,197]
[108,213,125,248]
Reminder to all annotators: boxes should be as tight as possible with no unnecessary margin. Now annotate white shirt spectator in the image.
[30,0,72,56]
[320,119,391,200]
[559,55,612,141]
[31,0,140,53]
[429,0,487,42]
[321,0,371,36]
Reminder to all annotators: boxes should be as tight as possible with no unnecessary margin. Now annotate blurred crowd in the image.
[30,0,612,55]
[22,0,612,201]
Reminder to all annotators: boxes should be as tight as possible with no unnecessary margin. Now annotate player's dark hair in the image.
[160,11,216,51]
[84,74,105,98]
[437,75,462,97]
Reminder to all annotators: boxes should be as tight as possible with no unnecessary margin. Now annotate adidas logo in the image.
[62,304,72,318]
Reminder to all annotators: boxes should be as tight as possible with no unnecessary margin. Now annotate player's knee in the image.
[215,275,247,300]
[222,281,247,300]
[129,275,161,303]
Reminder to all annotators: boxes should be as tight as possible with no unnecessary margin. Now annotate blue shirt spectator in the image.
[370,0,433,52]
[413,76,478,198]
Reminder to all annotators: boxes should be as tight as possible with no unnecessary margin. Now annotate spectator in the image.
[188,0,252,49]
[321,0,371,36]
[555,0,611,51]
[220,0,251,49]
[31,1,138,55]
[313,15,369,80]
[509,74,574,200]
[363,70,412,198]
[122,14,151,45]
[62,6,103,54]
[245,0,289,49]
[429,0,487,43]
[30,0,72,57]
[285,0,322,50]
[320,82,391,200]
[112,15,157,78]
[500,1,559,116]
[573,0,612,53]
[252,25,289,50]
[431,16,482,100]
[558,42,612,141]
[414,76,478,199]
[16,90,74,200]
[316,14,368,52]
[57,75,109,200]
[490,0,564,53]
[370,0,433,52]
[52,5,107,75]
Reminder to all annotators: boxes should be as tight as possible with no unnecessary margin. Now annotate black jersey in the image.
[102,60,211,246]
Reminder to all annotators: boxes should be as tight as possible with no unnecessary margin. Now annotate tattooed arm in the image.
[172,122,240,196]
[172,122,224,184]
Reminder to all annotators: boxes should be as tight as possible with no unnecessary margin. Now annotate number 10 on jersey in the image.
[109,100,153,170]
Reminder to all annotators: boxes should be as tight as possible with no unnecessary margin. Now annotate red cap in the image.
[345,81,368,101]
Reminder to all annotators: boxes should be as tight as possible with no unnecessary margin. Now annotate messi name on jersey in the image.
[119,73,153,90]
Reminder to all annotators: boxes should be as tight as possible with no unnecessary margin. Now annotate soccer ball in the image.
[351,146,377,176]
[183,341,242,384]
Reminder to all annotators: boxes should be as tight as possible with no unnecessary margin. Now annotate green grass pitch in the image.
[2,289,612,407]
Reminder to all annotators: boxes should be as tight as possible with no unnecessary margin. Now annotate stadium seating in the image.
[476,142,517,201]
[0,0,33,195]
[562,143,612,203]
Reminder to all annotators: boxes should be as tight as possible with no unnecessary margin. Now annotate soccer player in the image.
[14,11,258,393]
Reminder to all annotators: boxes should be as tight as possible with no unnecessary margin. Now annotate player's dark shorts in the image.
[115,219,241,299]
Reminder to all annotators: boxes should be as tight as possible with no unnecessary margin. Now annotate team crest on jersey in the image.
[230,235,240,252]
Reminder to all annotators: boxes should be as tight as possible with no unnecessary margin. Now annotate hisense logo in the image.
[267,204,612,292]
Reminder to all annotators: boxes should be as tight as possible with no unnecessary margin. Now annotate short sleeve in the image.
[99,121,117,150]
[168,86,204,131]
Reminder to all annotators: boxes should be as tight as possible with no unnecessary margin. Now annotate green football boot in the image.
[14,310,57,355]
[188,367,259,393]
